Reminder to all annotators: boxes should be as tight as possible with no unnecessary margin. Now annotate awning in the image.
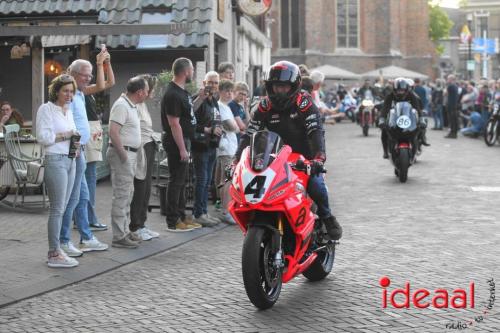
[310,65,360,80]
[41,35,90,48]
[361,65,429,80]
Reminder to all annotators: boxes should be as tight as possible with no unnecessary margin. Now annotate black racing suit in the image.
[234,92,333,220]
[380,91,426,156]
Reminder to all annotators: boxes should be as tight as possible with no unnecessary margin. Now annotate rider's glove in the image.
[377,117,387,129]
[418,118,427,129]
[310,159,325,176]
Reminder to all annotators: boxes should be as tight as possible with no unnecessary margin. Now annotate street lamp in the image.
[467,13,473,80]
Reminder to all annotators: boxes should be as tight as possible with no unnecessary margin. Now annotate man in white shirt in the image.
[215,80,239,224]
[107,76,149,248]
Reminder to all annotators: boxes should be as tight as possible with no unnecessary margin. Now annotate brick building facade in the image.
[269,0,435,77]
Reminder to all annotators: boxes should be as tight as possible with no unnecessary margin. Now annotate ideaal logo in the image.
[379,276,474,309]
[379,276,496,330]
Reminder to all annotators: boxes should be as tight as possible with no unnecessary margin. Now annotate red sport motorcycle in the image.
[228,131,336,309]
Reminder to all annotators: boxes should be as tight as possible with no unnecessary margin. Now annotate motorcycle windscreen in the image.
[249,131,284,172]
[388,101,418,132]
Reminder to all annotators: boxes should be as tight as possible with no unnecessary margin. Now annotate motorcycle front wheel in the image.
[242,227,282,310]
[484,119,498,146]
[398,149,410,183]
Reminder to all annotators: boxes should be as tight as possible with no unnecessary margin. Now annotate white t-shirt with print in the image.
[217,101,238,157]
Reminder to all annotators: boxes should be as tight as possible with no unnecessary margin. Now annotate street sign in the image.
[473,38,497,54]
[467,60,475,71]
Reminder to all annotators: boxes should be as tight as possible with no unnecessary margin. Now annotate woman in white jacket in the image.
[36,74,80,268]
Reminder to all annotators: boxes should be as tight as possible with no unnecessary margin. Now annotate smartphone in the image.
[204,86,212,95]
[68,134,81,159]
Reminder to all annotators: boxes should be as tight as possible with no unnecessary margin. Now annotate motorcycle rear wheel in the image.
[362,125,369,136]
[398,149,410,183]
[242,227,282,310]
[484,119,498,146]
[302,242,335,282]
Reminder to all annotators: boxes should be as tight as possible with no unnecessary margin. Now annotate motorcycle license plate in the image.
[396,115,411,129]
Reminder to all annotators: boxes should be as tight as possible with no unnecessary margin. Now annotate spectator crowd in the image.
[2,51,495,268]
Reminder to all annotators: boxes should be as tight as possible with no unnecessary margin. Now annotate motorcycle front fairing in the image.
[230,146,315,236]
[387,101,418,141]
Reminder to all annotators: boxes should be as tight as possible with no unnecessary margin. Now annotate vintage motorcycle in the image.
[358,98,376,136]
[386,102,419,183]
[228,131,336,309]
[484,100,500,146]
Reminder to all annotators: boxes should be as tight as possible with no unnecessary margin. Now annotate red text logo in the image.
[380,276,475,309]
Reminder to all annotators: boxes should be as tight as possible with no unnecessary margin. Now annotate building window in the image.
[336,0,358,48]
[218,0,225,22]
[280,0,300,48]
[137,11,172,49]
[214,35,228,71]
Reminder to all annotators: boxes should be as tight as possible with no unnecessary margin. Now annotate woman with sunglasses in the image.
[36,74,80,268]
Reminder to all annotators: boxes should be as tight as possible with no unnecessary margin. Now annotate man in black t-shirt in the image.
[160,58,198,232]
[445,74,459,138]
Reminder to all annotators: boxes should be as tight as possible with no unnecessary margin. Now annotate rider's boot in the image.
[421,131,430,146]
[323,216,342,240]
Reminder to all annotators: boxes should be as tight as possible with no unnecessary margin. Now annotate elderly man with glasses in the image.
[58,59,108,258]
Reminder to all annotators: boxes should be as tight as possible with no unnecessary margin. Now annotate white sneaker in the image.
[61,241,83,257]
[79,236,109,252]
[47,251,79,268]
[58,249,79,266]
[143,227,160,238]
[195,214,219,227]
[220,212,236,225]
[132,229,153,241]
[206,214,221,224]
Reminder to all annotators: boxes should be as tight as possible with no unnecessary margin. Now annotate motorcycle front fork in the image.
[273,217,284,269]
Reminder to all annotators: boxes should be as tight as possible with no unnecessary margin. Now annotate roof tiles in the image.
[0,0,211,49]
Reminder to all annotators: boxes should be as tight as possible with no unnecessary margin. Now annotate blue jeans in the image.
[44,154,76,252]
[60,151,93,243]
[461,111,484,135]
[85,161,100,225]
[307,175,332,219]
[433,104,443,129]
[481,110,490,130]
[193,148,217,218]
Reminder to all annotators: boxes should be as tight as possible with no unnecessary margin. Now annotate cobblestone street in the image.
[1,122,499,332]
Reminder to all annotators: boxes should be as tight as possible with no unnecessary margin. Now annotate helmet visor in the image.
[267,66,299,83]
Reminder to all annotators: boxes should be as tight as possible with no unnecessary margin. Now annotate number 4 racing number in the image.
[244,175,267,199]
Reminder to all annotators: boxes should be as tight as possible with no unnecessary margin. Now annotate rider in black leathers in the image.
[378,78,429,159]
[234,61,342,240]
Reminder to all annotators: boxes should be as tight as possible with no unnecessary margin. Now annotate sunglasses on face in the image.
[58,74,74,83]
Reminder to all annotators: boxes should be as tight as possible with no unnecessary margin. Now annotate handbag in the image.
[86,120,104,162]
[191,131,209,150]
[27,161,45,185]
